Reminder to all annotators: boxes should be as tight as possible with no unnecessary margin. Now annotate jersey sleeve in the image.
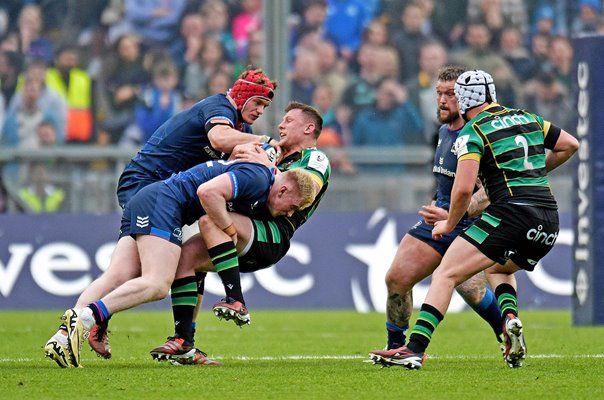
[201,96,238,129]
[227,164,273,201]
[454,126,484,162]
[543,120,562,149]
[300,149,331,189]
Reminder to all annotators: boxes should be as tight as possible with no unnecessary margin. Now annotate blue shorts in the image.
[121,183,185,246]
[407,219,473,256]
[116,164,159,210]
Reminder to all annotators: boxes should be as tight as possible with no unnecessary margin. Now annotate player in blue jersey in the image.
[148,102,331,365]
[43,67,279,367]
[369,66,503,356]
[370,69,578,370]
[51,160,316,368]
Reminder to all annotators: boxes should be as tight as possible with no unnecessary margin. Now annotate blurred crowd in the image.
[0,0,599,212]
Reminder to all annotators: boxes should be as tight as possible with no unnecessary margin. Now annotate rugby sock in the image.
[170,276,197,345]
[406,304,444,354]
[495,283,518,318]
[209,241,244,304]
[386,321,408,349]
[196,272,207,295]
[470,287,503,338]
[88,300,110,324]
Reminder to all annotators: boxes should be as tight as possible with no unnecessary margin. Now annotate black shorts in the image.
[460,202,559,271]
[238,219,290,272]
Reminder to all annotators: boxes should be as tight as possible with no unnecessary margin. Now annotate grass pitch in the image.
[1,310,603,399]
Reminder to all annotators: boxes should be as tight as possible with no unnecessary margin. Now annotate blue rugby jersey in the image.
[129,93,252,180]
[163,161,275,226]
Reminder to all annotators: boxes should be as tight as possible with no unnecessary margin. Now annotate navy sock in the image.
[386,321,408,349]
[470,287,503,338]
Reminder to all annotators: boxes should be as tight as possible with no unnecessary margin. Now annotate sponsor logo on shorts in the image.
[136,215,149,228]
[173,228,182,241]
[526,225,558,246]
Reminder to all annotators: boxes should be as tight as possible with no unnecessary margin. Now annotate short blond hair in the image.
[283,169,317,210]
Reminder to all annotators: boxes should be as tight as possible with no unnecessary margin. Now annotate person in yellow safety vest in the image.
[18,163,65,213]
[46,45,94,143]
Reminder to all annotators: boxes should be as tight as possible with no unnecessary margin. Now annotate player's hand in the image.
[419,205,448,225]
[232,143,275,166]
[432,220,453,240]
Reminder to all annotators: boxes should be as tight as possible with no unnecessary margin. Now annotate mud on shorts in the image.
[460,202,559,271]
[238,219,291,273]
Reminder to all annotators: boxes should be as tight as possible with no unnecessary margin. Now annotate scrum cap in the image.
[454,70,497,116]
[228,69,276,111]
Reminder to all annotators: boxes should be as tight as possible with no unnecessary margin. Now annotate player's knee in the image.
[198,215,214,231]
[385,267,412,292]
[146,280,172,301]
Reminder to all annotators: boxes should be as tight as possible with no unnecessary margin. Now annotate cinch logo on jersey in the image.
[489,114,531,130]
[526,225,558,245]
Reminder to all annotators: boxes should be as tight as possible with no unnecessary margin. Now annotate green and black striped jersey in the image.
[453,104,561,209]
[274,148,331,239]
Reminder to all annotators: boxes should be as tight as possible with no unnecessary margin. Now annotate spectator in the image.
[233,29,264,78]
[98,34,149,143]
[201,0,237,62]
[0,50,22,106]
[374,45,400,81]
[548,35,573,93]
[169,12,206,72]
[521,71,573,130]
[450,22,519,105]
[430,0,468,47]
[390,2,434,82]
[231,0,263,61]
[571,0,602,36]
[18,162,65,214]
[314,39,347,104]
[312,83,341,144]
[324,0,371,62]
[363,17,390,47]
[499,26,536,82]
[46,45,95,143]
[351,78,424,147]
[122,60,182,145]
[208,68,231,92]
[531,4,559,39]
[183,35,232,102]
[289,47,319,105]
[467,0,529,40]
[16,4,54,64]
[529,32,552,74]
[9,59,67,142]
[405,40,448,145]
[121,0,187,47]
[2,79,59,149]
[290,0,327,50]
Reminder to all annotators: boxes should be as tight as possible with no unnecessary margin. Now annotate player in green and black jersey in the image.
[370,70,579,370]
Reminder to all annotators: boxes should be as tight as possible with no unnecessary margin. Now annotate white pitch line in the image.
[4,354,604,363]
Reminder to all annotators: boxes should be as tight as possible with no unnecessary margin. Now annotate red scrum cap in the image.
[228,68,278,111]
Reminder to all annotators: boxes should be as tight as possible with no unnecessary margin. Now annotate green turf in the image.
[1,310,603,399]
